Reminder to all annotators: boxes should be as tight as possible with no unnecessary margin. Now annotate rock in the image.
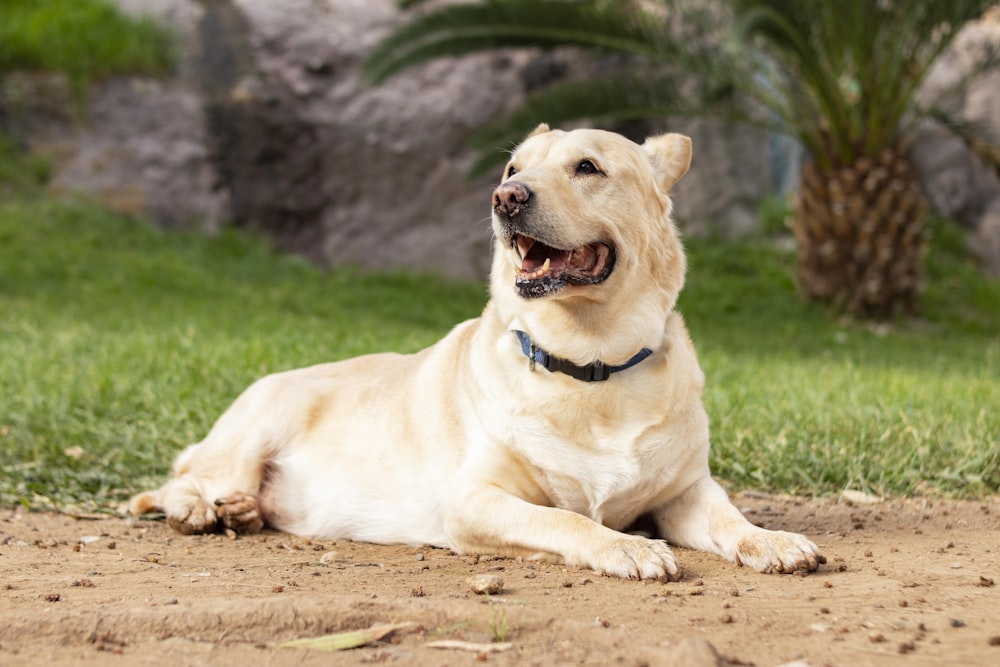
[669,119,774,239]
[319,551,345,564]
[971,207,1000,276]
[8,0,776,276]
[467,574,504,595]
[7,1,999,277]
[913,11,1000,273]
[661,638,723,667]
[840,490,884,505]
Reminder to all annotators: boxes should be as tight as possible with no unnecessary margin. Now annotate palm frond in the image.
[464,71,734,176]
[362,0,674,84]
[734,2,860,166]
[370,0,997,177]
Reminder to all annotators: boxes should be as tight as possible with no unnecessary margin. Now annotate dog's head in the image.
[490,125,691,320]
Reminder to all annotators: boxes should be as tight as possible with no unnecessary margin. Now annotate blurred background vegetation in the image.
[0,0,174,96]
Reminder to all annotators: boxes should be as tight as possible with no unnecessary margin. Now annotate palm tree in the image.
[363,0,999,319]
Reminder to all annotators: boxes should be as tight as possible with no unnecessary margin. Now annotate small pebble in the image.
[950,618,966,628]
[468,574,504,595]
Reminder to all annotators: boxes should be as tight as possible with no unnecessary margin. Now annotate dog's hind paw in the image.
[592,535,682,581]
[215,492,264,534]
[734,529,826,574]
[166,497,218,535]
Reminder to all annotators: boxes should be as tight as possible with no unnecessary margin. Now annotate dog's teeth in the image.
[516,256,553,280]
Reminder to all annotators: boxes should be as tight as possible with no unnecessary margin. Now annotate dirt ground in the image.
[1,493,998,667]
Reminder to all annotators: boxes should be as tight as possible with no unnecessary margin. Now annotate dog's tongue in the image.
[524,243,572,271]
[518,238,571,278]
[516,236,609,280]
[568,244,603,272]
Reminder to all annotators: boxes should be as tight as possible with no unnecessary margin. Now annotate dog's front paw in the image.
[165,497,218,535]
[734,529,825,574]
[215,492,264,534]
[592,535,681,581]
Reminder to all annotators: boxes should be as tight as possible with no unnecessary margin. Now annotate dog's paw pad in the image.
[735,530,825,574]
[166,498,218,535]
[215,493,264,534]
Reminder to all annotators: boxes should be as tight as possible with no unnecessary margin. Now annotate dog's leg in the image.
[130,378,279,535]
[653,477,825,574]
[130,444,267,535]
[444,485,681,581]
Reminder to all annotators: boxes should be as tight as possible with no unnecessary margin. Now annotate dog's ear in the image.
[642,133,692,192]
[525,123,551,139]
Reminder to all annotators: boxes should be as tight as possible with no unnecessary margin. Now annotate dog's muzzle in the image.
[492,181,616,299]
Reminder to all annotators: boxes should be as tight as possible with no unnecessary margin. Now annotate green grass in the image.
[0,0,175,94]
[680,222,999,498]
[1,156,997,512]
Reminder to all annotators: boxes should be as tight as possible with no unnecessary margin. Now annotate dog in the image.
[131,125,825,580]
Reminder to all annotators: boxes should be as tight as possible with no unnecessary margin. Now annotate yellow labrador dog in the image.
[131,125,824,580]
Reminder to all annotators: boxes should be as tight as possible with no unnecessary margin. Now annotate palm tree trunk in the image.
[792,146,928,319]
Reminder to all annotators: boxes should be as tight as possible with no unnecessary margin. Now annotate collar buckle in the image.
[586,361,608,382]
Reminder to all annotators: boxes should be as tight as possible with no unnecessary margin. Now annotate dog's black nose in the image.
[492,181,532,219]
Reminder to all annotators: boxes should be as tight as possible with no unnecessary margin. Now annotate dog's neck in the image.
[490,290,671,365]
[512,330,653,382]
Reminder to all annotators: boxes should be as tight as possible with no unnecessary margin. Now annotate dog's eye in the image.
[505,164,517,179]
[575,159,601,176]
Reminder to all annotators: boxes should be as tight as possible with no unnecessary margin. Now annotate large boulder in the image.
[8,1,999,277]
[20,0,779,279]
[913,9,1000,275]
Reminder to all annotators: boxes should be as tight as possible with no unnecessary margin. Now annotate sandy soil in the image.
[1,493,998,667]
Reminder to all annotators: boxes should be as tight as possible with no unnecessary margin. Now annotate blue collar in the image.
[513,330,653,382]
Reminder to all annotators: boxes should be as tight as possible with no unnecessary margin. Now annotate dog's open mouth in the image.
[511,234,615,298]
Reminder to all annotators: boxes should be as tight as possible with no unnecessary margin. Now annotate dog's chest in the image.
[514,405,680,529]
[545,451,663,529]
